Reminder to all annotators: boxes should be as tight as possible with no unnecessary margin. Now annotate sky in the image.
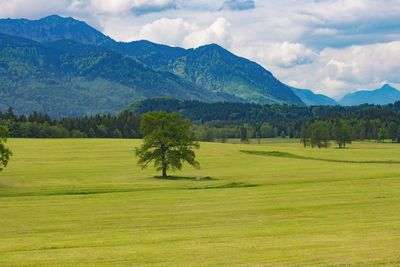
[1,0,399,98]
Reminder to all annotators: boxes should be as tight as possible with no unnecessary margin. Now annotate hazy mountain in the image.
[0,15,305,108]
[339,84,400,106]
[0,33,236,117]
[292,88,337,106]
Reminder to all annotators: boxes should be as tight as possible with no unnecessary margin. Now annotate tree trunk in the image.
[160,145,167,177]
[162,165,167,177]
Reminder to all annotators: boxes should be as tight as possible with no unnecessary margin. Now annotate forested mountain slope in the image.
[0,33,229,117]
[0,15,307,112]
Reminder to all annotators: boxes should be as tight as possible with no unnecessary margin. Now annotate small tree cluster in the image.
[301,120,353,149]
[310,121,331,148]
[333,121,352,148]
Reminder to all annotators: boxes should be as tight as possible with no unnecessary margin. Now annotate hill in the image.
[292,88,337,106]
[339,84,400,106]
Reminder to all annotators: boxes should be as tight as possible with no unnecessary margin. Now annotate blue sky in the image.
[1,0,399,98]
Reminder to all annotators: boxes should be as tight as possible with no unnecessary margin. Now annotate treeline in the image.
[2,97,400,144]
[131,98,400,143]
[0,109,140,138]
[300,119,400,148]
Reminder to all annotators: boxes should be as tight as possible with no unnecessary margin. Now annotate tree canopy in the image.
[0,125,12,172]
[135,112,200,177]
[333,120,352,148]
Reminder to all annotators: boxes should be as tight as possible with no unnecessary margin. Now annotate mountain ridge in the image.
[339,84,400,106]
[0,15,307,106]
[163,43,304,105]
[292,88,337,106]
[0,32,240,116]
[0,14,357,116]
[0,15,114,46]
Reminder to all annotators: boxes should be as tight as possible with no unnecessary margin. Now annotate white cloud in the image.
[322,41,400,86]
[133,16,232,48]
[312,28,339,36]
[183,17,232,48]
[0,0,69,18]
[238,42,317,68]
[270,41,400,98]
[137,17,196,45]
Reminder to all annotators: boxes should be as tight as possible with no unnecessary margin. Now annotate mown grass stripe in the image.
[240,150,400,164]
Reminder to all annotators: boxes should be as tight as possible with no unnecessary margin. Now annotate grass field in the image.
[1,139,400,266]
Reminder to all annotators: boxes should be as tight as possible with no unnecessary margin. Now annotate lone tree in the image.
[0,125,12,172]
[135,112,200,177]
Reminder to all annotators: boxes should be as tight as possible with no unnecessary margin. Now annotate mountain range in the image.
[0,15,340,117]
[339,84,400,106]
[292,88,337,106]
[1,15,396,117]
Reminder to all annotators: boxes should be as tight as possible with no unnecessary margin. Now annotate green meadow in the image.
[1,139,400,266]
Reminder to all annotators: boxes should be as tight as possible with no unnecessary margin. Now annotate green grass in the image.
[241,150,400,164]
[1,139,400,266]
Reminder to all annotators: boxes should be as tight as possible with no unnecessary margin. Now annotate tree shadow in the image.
[154,176,218,181]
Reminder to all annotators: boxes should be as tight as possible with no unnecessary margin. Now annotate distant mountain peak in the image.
[15,15,85,26]
[41,15,67,21]
[129,39,157,45]
[198,43,223,49]
[0,14,113,46]
[380,83,397,91]
[40,15,88,25]
[340,84,400,106]
[195,43,228,53]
